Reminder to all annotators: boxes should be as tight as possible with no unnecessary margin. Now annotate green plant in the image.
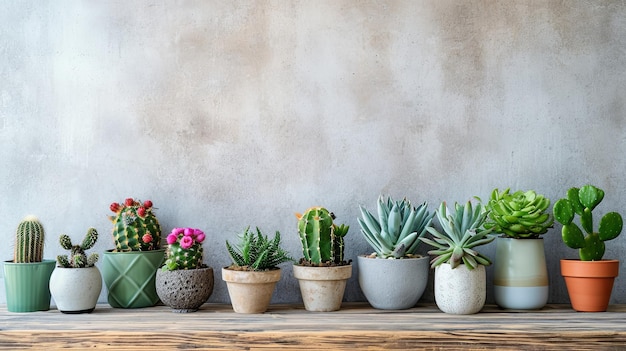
[358,195,434,258]
[553,184,623,261]
[226,227,293,271]
[108,198,161,252]
[420,201,494,270]
[162,227,206,270]
[484,188,554,238]
[296,207,349,265]
[56,228,99,268]
[13,215,45,263]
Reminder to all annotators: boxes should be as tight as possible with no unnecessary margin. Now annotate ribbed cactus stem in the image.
[14,215,45,263]
[297,207,349,265]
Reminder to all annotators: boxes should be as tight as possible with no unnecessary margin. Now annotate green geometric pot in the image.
[101,249,164,308]
[3,260,56,312]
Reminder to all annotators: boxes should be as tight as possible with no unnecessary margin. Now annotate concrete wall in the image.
[1,1,625,306]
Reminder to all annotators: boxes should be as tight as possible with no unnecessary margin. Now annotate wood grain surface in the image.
[1,303,625,350]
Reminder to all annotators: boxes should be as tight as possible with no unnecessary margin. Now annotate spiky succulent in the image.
[484,188,554,238]
[358,195,434,258]
[420,201,494,270]
[553,184,623,261]
[226,227,293,271]
[57,227,99,268]
[296,207,349,265]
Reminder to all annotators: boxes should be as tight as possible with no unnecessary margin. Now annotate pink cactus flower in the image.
[142,234,153,244]
[195,233,206,243]
[167,233,178,245]
[183,228,194,236]
[180,235,194,249]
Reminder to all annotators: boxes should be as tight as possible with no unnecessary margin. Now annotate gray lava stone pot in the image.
[155,266,214,313]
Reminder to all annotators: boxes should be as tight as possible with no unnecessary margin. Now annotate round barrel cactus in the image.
[109,198,161,252]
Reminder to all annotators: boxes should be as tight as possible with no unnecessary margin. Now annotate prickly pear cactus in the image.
[14,215,45,263]
[57,227,100,268]
[109,198,161,252]
[553,185,623,261]
[162,227,205,270]
[296,207,349,265]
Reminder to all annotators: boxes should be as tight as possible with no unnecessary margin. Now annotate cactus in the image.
[420,201,494,270]
[57,228,99,268]
[553,185,623,261]
[13,215,45,263]
[296,207,350,265]
[109,198,161,252]
[358,195,434,258]
[484,188,554,238]
[226,227,293,271]
[162,227,206,270]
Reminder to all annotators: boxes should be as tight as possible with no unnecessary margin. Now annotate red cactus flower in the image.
[142,234,153,244]
[143,200,153,209]
[137,207,146,218]
[110,202,121,213]
[125,198,135,207]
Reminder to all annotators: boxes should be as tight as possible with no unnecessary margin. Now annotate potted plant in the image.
[293,207,351,312]
[420,201,494,314]
[484,188,554,310]
[357,195,434,309]
[222,227,293,313]
[155,227,214,313]
[3,216,56,312]
[101,198,165,308]
[553,184,623,312]
[49,228,102,314]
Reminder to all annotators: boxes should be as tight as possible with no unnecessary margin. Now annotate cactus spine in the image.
[109,198,161,252]
[14,215,45,263]
[57,228,100,268]
[296,207,349,265]
[553,185,623,261]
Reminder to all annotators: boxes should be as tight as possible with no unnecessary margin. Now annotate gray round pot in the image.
[357,255,429,310]
[155,266,214,313]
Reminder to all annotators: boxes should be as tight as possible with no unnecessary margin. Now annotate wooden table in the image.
[1,303,625,350]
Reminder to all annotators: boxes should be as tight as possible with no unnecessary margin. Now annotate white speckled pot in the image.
[49,266,102,314]
[434,263,486,315]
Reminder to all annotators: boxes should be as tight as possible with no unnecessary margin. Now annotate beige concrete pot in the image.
[292,264,352,312]
[222,267,281,313]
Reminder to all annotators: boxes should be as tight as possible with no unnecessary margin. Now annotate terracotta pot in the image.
[222,267,281,313]
[293,264,352,312]
[560,259,619,312]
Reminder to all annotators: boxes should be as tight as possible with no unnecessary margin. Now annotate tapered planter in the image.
[357,255,429,309]
[3,260,56,312]
[561,259,619,312]
[293,264,352,312]
[156,266,214,313]
[49,266,102,314]
[101,249,164,308]
[435,263,486,314]
[494,237,549,310]
[222,267,281,313]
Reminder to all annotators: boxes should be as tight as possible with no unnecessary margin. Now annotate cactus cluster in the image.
[162,227,206,270]
[57,228,99,268]
[13,215,45,263]
[109,198,161,252]
[484,188,554,238]
[421,201,494,270]
[226,227,293,271]
[296,207,350,265]
[553,185,623,261]
[358,195,434,258]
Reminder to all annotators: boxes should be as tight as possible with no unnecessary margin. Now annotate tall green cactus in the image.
[553,185,623,261]
[296,207,349,265]
[57,228,100,268]
[109,198,161,252]
[14,215,45,263]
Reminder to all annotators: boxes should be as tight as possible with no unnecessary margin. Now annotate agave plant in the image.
[484,188,554,238]
[358,195,434,259]
[226,227,293,271]
[420,201,494,270]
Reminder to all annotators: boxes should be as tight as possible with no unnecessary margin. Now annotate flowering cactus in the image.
[108,198,161,252]
[162,227,206,270]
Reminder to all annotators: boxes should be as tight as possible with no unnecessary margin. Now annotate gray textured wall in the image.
[1,1,625,306]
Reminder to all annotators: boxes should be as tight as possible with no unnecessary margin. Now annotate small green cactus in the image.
[162,227,206,270]
[57,228,100,268]
[109,198,161,252]
[296,207,349,265]
[553,185,623,261]
[14,215,45,263]
[484,188,554,239]
[226,227,293,271]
